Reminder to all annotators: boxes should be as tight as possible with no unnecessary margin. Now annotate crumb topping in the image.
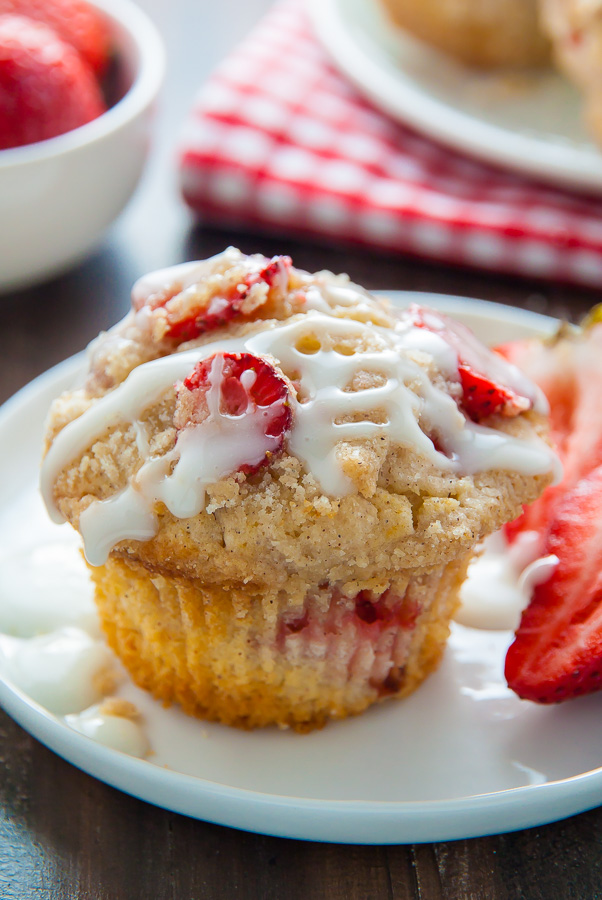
[42,249,556,591]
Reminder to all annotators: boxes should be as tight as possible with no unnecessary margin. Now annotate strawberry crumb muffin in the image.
[41,249,557,731]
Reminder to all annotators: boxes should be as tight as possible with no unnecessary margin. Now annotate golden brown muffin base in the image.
[89,553,472,732]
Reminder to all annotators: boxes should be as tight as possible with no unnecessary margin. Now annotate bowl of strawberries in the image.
[0,0,164,291]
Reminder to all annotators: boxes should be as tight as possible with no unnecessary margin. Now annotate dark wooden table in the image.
[2,1,602,897]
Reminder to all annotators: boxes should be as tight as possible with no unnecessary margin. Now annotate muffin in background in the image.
[379,0,550,68]
[539,0,602,141]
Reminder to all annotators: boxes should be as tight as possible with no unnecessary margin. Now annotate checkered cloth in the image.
[179,0,602,287]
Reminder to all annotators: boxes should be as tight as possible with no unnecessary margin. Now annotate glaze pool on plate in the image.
[1,293,602,844]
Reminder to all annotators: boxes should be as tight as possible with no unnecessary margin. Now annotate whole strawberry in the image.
[0,0,111,75]
[0,14,106,150]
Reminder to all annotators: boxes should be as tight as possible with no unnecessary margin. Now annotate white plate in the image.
[2,294,602,845]
[307,0,602,193]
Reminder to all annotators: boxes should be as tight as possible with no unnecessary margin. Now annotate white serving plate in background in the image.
[308,0,602,194]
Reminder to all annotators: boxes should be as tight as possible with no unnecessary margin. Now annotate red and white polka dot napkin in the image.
[179,0,602,287]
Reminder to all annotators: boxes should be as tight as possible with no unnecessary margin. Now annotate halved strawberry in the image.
[0,0,112,75]
[174,352,292,475]
[505,464,602,702]
[145,255,292,343]
[0,14,106,149]
[403,304,534,422]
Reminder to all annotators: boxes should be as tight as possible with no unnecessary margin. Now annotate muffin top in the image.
[41,248,557,598]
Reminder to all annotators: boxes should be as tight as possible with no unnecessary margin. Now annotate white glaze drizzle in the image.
[42,293,558,567]
[0,626,116,715]
[42,334,251,524]
[77,349,289,566]
[65,703,150,758]
[456,530,559,631]
[304,282,390,323]
[0,518,151,758]
[0,539,97,637]
[518,553,559,595]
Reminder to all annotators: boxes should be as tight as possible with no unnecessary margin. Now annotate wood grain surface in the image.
[1,1,602,897]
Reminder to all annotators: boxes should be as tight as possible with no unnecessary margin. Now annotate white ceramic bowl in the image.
[0,0,165,293]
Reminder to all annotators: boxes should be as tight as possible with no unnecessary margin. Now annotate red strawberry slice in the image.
[162,289,247,343]
[505,464,602,703]
[458,363,531,421]
[0,0,111,75]
[146,255,292,343]
[0,14,105,150]
[403,304,534,422]
[174,352,292,475]
[244,255,292,292]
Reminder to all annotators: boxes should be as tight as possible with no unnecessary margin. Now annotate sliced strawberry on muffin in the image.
[0,13,105,149]
[457,364,531,422]
[402,304,536,422]
[135,255,293,343]
[174,352,293,476]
